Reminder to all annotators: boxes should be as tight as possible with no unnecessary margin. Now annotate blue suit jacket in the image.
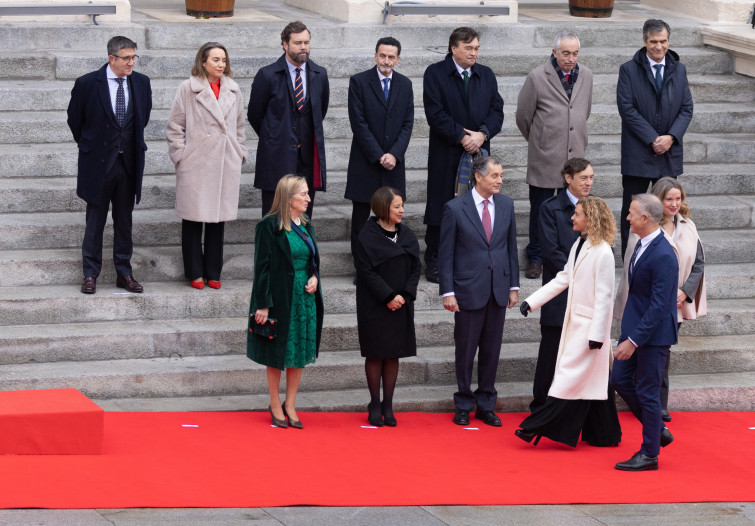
[67,63,152,204]
[438,191,519,310]
[619,232,679,347]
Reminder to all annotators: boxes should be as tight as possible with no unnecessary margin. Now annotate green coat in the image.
[247,215,324,370]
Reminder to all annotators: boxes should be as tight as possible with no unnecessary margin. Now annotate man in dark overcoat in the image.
[67,35,152,294]
[423,27,504,283]
[617,18,693,256]
[248,20,329,217]
[345,36,414,273]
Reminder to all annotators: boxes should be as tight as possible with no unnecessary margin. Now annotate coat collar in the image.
[573,236,593,272]
[368,66,390,109]
[96,63,117,125]
[189,75,239,131]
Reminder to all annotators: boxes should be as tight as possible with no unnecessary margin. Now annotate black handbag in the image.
[249,316,277,340]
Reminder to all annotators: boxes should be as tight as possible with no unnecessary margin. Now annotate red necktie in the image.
[564,73,570,84]
[482,199,492,243]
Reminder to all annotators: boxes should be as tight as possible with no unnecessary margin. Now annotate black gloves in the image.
[588,340,602,350]
[520,301,530,317]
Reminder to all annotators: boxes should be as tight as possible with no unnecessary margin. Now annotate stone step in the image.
[2,73,751,114]
[1,195,752,251]
[93,370,755,413]
[4,102,754,145]
[5,46,731,81]
[3,163,754,213]
[3,133,754,178]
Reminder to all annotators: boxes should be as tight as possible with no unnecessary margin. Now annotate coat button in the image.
[569,127,573,131]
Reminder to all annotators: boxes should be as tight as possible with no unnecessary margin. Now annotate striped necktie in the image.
[294,67,304,111]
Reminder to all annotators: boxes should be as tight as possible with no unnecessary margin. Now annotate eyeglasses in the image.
[113,55,139,63]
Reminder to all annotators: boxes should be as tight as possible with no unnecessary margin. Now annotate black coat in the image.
[67,64,152,204]
[617,48,693,178]
[345,67,414,203]
[248,55,329,191]
[538,190,579,326]
[423,54,503,226]
[355,218,421,359]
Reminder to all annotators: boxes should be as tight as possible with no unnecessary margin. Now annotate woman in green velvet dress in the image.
[247,175,324,429]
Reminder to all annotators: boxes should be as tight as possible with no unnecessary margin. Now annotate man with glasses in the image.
[67,36,152,294]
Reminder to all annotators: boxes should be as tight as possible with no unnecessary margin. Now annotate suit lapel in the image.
[630,233,662,285]
[369,68,388,109]
[97,65,117,125]
[489,193,506,244]
[545,65,568,102]
[462,192,489,244]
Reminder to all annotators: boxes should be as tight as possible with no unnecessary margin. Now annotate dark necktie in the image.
[653,64,663,91]
[115,77,125,127]
[628,240,642,279]
[462,70,469,96]
[294,67,304,111]
[482,199,492,243]
[383,77,390,101]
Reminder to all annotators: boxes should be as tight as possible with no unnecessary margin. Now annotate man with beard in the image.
[248,21,329,217]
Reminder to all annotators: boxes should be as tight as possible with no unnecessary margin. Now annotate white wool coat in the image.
[166,75,247,223]
[525,237,615,400]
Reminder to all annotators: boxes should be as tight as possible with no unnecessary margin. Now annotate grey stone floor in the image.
[0,503,754,525]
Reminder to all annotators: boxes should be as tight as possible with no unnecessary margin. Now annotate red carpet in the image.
[0,411,753,508]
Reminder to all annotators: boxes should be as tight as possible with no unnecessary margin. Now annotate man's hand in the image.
[461,129,485,154]
[507,290,519,309]
[614,339,636,360]
[379,153,397,170]
[387,294,406,311]
[652,135,673,154]
[305,275,318,294]
[443,295,460,313]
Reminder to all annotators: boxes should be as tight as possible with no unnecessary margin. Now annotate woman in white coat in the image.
[516,196,621,447]
[166,42,247,290]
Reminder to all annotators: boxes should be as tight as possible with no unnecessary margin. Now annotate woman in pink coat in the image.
[166,42,247,290]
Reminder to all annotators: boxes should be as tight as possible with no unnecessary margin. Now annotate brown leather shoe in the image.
[80,276,96,294]
[525,261,542,279]
[116,274,143,293]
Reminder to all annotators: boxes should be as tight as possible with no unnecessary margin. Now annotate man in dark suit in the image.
[423,27,504,283]
[248,20,329,218]
[617,18,693,257]
[612,193,678,471]
[67,35,152,294]
[529,157,594,411]
[345,37,414,274]
[439,156,519,426]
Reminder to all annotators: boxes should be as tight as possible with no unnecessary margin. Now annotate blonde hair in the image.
[266,174,309,231]
[577,196,616,246]
[651,176,690,226]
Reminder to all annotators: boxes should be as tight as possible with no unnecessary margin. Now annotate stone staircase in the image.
[0,10,753,413]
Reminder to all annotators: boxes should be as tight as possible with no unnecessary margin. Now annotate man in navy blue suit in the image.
[612,193,678,471]
[439,156,519,426]
[67,35,152,294]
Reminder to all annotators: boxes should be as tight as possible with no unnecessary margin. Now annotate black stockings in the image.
[365,358,399,411]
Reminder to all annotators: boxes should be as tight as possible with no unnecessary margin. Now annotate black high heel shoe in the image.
[367,401,384,427]
[381,401,397,427]
[282,400,303,429]
[269,405,288,428]
[515,429,541,445]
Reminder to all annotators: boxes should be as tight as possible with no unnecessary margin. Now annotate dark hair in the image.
[281,21,309,44]
[370,186,403,221]
[562,157,592,186]
[643,19,671,41]
[375,36,401,56]
[470,155,500,188]
[448,27,479,54]
[191,42,232,79]
[107,36,138,57]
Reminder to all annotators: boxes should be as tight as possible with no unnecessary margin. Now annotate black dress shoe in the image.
[80,276,96,294]
[475,410,502,427]
[367,401,384,427]
[615,451,658,471]
[660,427,674,447]
[116,274,143,293]
[282,400,302,429]
[515,429,536,443]
[661,410,672,422]
[426,266,439,284]
[381,401,397,427]
[452,409,470,426]
[269,406,288,428]
[525,261,542,279]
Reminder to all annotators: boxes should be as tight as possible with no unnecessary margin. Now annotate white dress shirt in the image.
[106,65,129,116]
[286,60,307,101]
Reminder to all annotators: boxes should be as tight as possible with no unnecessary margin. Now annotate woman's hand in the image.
[305,275,318,294]
[677,288,687,308]
[387,294,406,311]
[254,308,269,324]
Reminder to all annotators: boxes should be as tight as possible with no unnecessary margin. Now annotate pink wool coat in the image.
[166,75,247,223]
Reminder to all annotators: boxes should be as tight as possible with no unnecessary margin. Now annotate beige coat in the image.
[515,60,593,189]
[166,75,247,223]
[525,238,615,400]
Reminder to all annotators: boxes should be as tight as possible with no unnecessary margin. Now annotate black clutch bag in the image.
[249,316,277,340]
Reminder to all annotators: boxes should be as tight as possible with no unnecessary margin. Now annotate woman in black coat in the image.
[355,187,421,427]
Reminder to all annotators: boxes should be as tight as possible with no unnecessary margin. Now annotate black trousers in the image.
[620,174,663,257]
[350,201,371,270]
[260,152,317,218]
[526,185,558,264]
[424,224,440,269]
[82,155,135,278]
[181,220,225,281]
[529,324,562,412]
